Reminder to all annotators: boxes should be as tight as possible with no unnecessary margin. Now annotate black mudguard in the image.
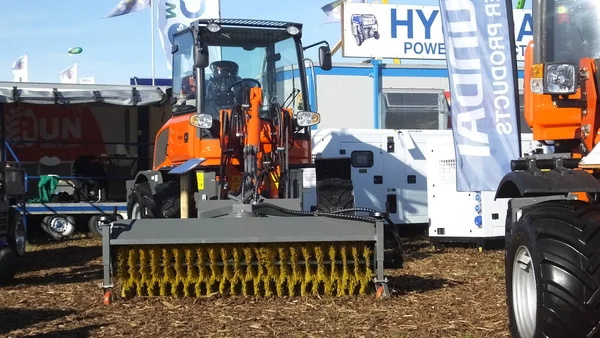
[495,158,600,199]
[126,170,164,197]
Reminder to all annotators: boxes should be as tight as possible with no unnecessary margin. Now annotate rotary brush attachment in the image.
[115,242,374,298]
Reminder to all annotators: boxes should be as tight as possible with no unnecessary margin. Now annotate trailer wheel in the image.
[127,182,154,219]
[41,215,76,240]
[316,178,355,213]
[8,210,26,256]
[505,199,600,338]
[0,247,17,285]
[153,181,180,219]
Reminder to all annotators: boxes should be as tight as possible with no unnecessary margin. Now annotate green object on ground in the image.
[28,175,59,203]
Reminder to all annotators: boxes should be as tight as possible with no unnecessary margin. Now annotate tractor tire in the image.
[316,178,355,213]
[505,199,600,338]
[153,181,181,219]
[0,247,17,285]
[7,210,26,257]
[127,182,155,219]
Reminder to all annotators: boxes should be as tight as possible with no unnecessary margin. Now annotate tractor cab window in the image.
[541,0,600,63]
[172,31,197,115]
[171,24,309,133]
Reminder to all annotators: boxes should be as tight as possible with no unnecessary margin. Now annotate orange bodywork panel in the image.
[523,40,584,142]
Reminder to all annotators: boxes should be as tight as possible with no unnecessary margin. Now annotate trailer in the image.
[0,81,170,239]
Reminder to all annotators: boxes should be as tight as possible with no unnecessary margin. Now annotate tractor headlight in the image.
[207,22,221,33]
[544,63,578,95]
[286,25,300,35]
[189,113,213,129]
[295,111,320,127]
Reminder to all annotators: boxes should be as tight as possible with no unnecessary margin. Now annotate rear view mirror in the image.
[318,46,332,71]
[194,43,209,69]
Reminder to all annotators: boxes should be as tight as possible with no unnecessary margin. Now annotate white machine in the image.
[311,128,445,227]
[310,128,552,240]
[426,133,553,248]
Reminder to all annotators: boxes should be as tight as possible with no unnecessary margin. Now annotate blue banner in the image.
[438,0,522,192]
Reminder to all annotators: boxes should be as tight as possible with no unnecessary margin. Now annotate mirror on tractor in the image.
[193,42,209,69]
[319,46,332,71]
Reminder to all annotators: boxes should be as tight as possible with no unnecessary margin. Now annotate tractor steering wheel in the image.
[227,78,261,91]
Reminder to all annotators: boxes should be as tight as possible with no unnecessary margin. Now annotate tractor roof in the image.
[193,18,302,31]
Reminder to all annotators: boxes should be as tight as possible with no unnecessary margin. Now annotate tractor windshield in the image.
[540,0,600,63]
[171,26,307,121]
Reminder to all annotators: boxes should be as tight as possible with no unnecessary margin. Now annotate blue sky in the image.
[0,0,532,85]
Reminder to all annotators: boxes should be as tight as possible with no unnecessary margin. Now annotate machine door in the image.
[340,142,385,212]
[401,133,429,224]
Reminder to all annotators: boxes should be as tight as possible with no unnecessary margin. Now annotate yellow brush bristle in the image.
[115,242,374,298]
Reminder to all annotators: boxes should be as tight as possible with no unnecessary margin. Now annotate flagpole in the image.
[151,0,156,86]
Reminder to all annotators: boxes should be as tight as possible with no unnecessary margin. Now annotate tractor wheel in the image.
[127,182,154,219]
[373,31,380,39]
[8,210,26,257]
[316,178,355,213]
[0,247,17,285]
[505,199,600,338]
[153,181,180,219]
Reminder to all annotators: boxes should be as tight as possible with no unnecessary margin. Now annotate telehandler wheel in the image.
[127,182,155,219]
[153,181,180,219]
[505,200,600,338]
[316,178,355,213]
[0,246,17,285]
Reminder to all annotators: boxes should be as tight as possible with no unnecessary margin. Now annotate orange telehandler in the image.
[99,19,402,303]
[496,0,600,337]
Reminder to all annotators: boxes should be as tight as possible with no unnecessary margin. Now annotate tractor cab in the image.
[169,19,331,138]
[153,19,332,170]
[525,0,600,153]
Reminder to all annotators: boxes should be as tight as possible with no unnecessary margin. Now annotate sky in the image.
[0,0,532,85]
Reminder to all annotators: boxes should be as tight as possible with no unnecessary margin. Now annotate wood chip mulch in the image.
[0,236,510,338]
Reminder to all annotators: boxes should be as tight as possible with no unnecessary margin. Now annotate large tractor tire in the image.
[316,178,355,213]
[127,182,155,219]
[505,199,600,338]
[0,246,17,285]
[153,181,180,219]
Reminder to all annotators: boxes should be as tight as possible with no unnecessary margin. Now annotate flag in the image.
[12,54,28,82]
[105,0,151,18]
[59,63,78,84]
[157,0,221,70]
[438,0,521,191]
[322,0,366,24]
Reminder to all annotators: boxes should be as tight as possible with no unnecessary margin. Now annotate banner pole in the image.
[151,0,156,86]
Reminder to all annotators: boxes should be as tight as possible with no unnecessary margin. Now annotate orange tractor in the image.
[496,0,600,337]
[99,19,402,303]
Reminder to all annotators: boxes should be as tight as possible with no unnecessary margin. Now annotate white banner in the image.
[157,0,220,70]
[59,63,78,84]
[12,54,28,82]
[341,3,533,61]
